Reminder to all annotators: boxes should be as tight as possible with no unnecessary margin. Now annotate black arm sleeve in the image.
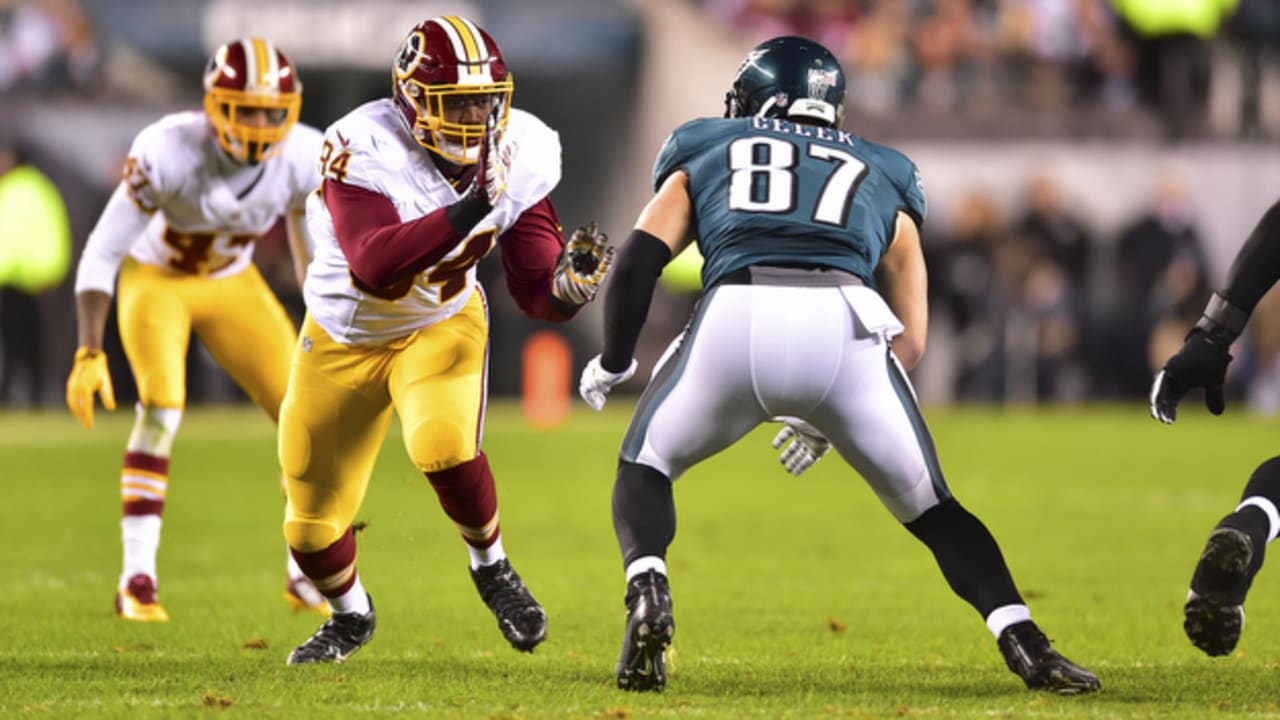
[600,229,673,373]
[1221,198,1280,314]
[1195,198,1280,345]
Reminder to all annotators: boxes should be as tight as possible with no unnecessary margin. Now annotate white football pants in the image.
[621,282,950,523]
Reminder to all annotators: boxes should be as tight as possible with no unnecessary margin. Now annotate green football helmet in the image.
[724,35,846,129]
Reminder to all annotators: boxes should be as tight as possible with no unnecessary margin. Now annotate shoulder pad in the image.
[123,111,206,212]
[863,140,927,226]
[652,117,721,191]
[502,108,562,204]
[320,101,414,195]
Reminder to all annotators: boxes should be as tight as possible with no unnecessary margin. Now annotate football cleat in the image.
[997,621,1100,694]
[284,576,332,617]
[616,570,675,692]
[114,574,170,622]
[287,595,376,665]
[1184,526,1252,656]
[471,559,547,652]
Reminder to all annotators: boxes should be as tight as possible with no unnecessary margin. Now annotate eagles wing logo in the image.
[740,48,771,77]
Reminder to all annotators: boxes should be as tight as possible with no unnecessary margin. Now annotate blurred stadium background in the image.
[4,0,1280,414]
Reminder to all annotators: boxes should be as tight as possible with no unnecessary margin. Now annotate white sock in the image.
[469,536,506,570]
[286,551,306,580]
[624,556,667,582]
[120,515,162,588]
[1237,496,1280,544]
[328,575,371,615]
[985,604,1032,638]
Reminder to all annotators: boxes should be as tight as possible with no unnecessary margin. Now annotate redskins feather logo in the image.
[394,30,426,80]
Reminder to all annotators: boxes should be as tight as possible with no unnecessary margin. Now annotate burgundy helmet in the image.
[203,37,302,165]
[391,16,512,165]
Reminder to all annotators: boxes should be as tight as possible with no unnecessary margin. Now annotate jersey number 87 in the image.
[726,137,867,228]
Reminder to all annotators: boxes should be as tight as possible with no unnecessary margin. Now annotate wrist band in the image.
[1203,292,1250,336]
[1195,292,1249,345]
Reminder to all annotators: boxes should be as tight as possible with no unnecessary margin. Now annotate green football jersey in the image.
[653,116,927,289]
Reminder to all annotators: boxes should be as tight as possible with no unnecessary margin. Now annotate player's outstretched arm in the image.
[1151,198,1280,423]
[66,181,150,430]
[578,172,690,410]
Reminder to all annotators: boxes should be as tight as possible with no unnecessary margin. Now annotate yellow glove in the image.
[66,347,116,430]
[552,222,614,305]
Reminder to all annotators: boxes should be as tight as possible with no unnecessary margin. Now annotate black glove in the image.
[1149,328,1233,424]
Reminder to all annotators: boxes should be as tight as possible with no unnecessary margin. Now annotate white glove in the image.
[770,416,831,476]
[579,355,638,411]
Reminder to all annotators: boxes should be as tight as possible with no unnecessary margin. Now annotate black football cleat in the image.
[616,570,675,692]
[1185,526,1252,657]
[997,621,1100,694]
[471,559,547,652]
[287,595,377,665]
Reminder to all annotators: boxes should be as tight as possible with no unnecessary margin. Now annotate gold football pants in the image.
[116,258,296,416]
[279,290,489,552]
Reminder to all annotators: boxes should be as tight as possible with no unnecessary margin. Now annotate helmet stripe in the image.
[431,17,471,66]
[250,38,272,90]
[442,16,482,63]
[238,39,260,89]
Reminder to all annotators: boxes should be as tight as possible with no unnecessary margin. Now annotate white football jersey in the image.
[304,99,561,346]
[76,111,322,295]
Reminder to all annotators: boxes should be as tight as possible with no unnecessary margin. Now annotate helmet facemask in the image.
[204,87,301,165]
[395,74,512,165]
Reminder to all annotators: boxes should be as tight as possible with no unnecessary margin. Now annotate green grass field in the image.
[3,401,1279,718]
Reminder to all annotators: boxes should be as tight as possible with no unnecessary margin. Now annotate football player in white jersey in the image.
[66,38,330,621]
[279,16,613,665]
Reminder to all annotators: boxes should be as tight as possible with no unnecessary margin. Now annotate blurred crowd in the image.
[3,0,1280,410]
[923,170,1222,405]
[703,0,1280,141]
[0,0,102,97]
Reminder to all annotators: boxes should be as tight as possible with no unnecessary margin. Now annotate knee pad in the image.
[404,418,471,472]
[283,517,343,553]
[127,405,183,456]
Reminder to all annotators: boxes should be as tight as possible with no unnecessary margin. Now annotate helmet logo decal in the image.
[808,67,839,99]
[394,30,427,81]
[740,48,774,79]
